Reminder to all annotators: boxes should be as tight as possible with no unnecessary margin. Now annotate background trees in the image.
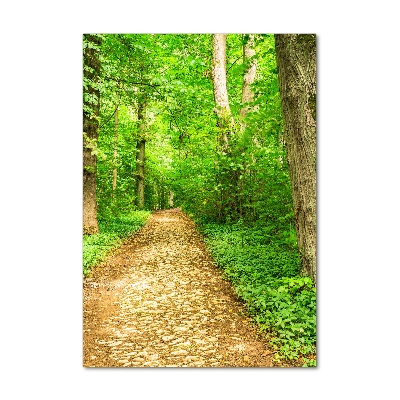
[83,33,317,277]
[84,34,311,247]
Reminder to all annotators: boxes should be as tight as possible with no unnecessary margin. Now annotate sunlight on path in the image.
[83,209,273,367]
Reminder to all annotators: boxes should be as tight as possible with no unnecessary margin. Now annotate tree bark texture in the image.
[211,34,233,150]
[112,105,118,192]
[275,34,317,283]
[240,34,257,128]
[136,98,146,210]
[83,34,101,235]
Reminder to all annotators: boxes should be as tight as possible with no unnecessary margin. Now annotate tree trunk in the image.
[83,34,101,235]
[161,175,165,209]
[240,34,257,129]
[274,34,317,283]
[211,34,233,150]
[211,34,236,220]
[239,34,257,219]
[112,105,118,193]
[169,191,174,208]
[136,97,146,210]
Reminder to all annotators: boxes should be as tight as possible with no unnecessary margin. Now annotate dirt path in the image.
[83,209,273,367]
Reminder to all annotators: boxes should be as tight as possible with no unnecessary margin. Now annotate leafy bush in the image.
[83,210,150,276]
[201,221,316,366]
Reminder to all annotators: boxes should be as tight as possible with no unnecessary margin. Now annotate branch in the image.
[226,56,241,75]
[99,104,119,129]
[104,75,161,89]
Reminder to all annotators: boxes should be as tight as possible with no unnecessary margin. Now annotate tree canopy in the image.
[84,34,296,227]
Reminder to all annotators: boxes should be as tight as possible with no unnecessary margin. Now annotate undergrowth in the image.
[83,210,151,276]
[200,220,316,367]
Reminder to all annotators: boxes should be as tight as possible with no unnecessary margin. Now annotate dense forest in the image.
[83,34,316,366]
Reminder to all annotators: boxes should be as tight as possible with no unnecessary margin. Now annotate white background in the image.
[1,1,399,399]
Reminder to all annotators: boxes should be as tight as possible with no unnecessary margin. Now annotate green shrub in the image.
[83,210,151,276]
[201,221,316,365]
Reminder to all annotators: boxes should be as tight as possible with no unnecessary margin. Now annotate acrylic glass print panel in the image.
[83,33,316,367]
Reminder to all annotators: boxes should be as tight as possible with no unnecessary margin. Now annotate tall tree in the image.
[211,34,234,151]
[112,104,119,194]
[240,34,257,129]
[136,94,147,209]
[274,34,317,283]
[83,34,102,234]
[211,34,237,220]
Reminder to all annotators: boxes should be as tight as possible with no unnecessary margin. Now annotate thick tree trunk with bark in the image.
[275,34,317,283]
[211,34,234,150]
[83,34,101,235]
[240,34,257,129]
[136,97,146,210]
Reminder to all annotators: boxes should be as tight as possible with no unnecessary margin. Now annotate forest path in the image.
[83,209,273,367]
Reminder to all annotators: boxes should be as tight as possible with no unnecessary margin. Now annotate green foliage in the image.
[89,34,291,223]
[201,220,316,365]
[83,210,150,276]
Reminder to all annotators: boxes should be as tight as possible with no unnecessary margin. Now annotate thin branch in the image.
[226,56,241,75]
[100,104,119,129]
[104,75,161,89]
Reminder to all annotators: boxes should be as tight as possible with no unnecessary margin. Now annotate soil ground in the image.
[83,208,274,367]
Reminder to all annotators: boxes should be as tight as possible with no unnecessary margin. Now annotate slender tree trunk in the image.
[240,34,257,129]
[211,34,237,220]
[112,105,118,193]
[169,191,174,208]
[239,34,257,219]
[211,34,233,151]
[275,34,317,283]
[83,34,101,235]
[136,97,146,210]
[161,176,165,209]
